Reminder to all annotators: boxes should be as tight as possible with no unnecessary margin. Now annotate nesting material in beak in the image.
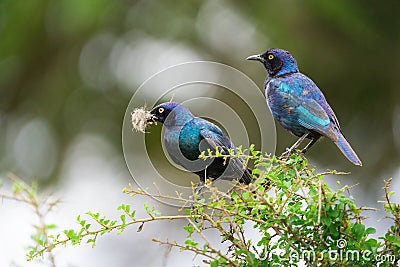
[131,106,156,133]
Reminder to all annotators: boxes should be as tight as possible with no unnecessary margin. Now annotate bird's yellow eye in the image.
[268,54,274,60]
[158,107,164,113]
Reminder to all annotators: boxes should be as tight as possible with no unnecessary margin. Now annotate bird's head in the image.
[149,102,193,125]
[247,48,299,77]
[149,102,180,124]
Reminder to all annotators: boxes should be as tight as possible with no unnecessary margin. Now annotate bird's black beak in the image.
[246,54,264,63]
[147,109,158,123]
[147,116,156,123]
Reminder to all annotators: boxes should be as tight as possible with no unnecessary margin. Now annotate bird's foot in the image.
[280,133,310,160]
[279,147,293,160]
[194,182,206,196]
[280,148,307,162]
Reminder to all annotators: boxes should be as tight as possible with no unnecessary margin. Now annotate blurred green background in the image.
[0,0,399,266]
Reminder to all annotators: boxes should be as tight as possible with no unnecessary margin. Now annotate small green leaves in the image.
[120,215,126,227]
[183,225,195,237]
[14,150,400,267]
[64,229,80,244]
[184,238,198,248]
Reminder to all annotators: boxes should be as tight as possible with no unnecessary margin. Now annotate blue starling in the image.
[247,48,362,166]
[149,102,254,184]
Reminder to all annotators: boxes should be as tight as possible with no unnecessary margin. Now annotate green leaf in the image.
[352,223,366,239]
[365,227,376,235]
[183,225,194,236]
[120,214,126,225]
[184,239,198,247]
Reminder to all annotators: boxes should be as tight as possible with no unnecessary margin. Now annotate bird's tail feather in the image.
[239,168,253,185]
[239,168,272,189]
[334,131,362,166]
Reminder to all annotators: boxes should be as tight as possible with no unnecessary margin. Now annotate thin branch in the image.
[187,218,239,267]
[32,214,201,259]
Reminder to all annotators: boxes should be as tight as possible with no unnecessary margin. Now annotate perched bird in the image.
[247,48,362,166]
[148,102,253,185]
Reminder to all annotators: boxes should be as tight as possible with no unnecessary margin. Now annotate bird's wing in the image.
[322,101,340,128]
[199,125,233,154]
[285,74,341,129]
[278,81,338,141]
[310,84,340,128]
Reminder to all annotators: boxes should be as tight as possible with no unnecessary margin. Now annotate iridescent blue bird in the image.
[148,102,253,184]
[247,48,362,166]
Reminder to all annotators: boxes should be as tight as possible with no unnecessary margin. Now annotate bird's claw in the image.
[280,148,308,161]
[279,147,293,159]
